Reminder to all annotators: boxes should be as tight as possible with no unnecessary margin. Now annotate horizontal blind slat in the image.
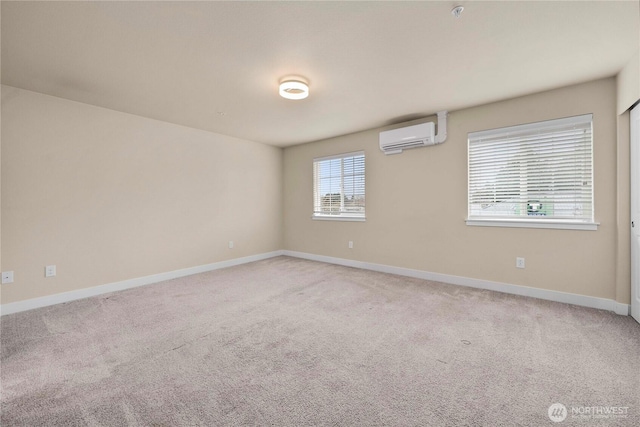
[468,116,593,222]
[313,153,365,216]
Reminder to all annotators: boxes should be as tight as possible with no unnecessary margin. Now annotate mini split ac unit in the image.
[379,111,448,155]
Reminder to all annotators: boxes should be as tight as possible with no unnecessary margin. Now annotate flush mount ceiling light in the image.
[279,78,309,100]
[451,5,464,18]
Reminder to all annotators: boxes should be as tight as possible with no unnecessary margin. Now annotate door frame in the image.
[631,103,639,323]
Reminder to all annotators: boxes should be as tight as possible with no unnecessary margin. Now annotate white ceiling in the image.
[2,1,638,147]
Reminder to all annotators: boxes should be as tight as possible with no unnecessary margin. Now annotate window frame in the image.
[312,151,366,222]
[466,114,598,231]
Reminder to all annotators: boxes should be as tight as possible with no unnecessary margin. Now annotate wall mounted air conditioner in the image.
[379,111,448,155]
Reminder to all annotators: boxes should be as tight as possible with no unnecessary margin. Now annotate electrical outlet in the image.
[2,271,14,284]
[516,257,525,269]
[348,241,353,249]
[45,265,56,277]
[228,241,234,249]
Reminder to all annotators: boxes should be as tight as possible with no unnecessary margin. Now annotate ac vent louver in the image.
[379,111,448,155]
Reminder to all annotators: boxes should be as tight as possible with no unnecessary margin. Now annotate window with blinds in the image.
[313,151,365,220]
[467,114,596,229]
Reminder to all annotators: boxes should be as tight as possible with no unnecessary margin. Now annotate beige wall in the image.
[617,50,639,114]
[1,86,283,304]
[284,78,624,302]
[1,77,630,307]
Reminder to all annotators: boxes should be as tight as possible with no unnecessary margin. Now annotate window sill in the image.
[465,218,599,231]
[312,215,366,222]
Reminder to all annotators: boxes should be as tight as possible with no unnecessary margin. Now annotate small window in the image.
[313,151,365,221]
[467,114,597,230]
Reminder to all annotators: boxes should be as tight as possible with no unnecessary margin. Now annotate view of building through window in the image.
[468,115,594,225]
[313,152,365,219]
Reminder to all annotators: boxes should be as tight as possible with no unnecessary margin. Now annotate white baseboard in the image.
[2,250,630,317]
[283,250,631,316]
[0,250,284,316]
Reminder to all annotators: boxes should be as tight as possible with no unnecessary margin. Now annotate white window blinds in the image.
[313,151,365,220]
[468,114,594,225]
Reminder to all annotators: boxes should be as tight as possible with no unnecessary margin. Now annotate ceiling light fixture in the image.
[451,5,464,18]
[279,78,309,100]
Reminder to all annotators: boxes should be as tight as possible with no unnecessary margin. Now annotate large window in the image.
[467,114,596,230]
[313,151,365,221]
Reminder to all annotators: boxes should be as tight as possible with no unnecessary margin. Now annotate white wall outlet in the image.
[228,241,234,249]
[348,241,353,249]
[2,271,14,284]
[516,257,525,269]
[45,265,57,277]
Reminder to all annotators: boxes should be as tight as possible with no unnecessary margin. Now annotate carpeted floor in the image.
[1,256,639,426]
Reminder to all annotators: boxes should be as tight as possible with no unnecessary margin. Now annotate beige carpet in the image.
[1,256,639,426]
